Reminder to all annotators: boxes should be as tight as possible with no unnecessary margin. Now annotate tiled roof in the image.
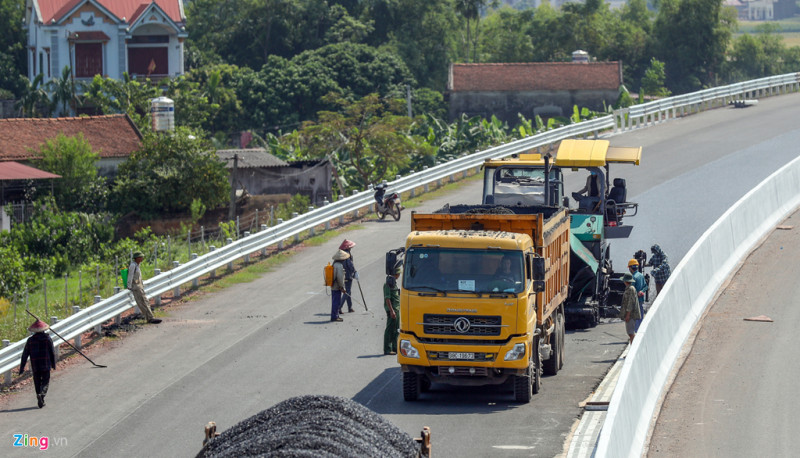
[0,161,61,180]
[36,0,184,25]
[449,62,622,92]
[0,114,143,161]
[216,149,289,169]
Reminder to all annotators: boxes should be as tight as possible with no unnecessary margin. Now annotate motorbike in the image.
[374,185,403,221]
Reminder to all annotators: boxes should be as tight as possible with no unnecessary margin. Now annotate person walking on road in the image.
[647,244,671,294]
[128,251,161,324]
[339,240,358,313]
[330,249,349,322]
[19,319,56,408]
[620,272,641,344]
[628,259,648,331]
[383,267,401,355]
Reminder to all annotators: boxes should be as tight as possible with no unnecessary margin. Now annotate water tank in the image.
[572,50,590,63]
[150,96,174,132]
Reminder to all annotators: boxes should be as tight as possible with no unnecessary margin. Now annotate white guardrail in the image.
[1,73,799,379]
[595,132,800,455]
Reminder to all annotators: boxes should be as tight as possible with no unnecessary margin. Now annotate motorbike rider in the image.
[374,181,387,207]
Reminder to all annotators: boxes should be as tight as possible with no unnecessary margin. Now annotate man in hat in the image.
[338,240,358,313]
[628,258,648,331]
[383,266,401,355]
[19,319,56,408]
[128,251,161,324]
[647,244,671,295]
[330,248,349,322]
[619,272,641,344]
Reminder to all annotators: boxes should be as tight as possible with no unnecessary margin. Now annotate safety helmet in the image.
[339,239,356,250]
[628,259,639,267]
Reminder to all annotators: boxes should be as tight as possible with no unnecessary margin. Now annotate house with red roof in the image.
[25,0,186,83]
[447,61,623,124]
[0,113,143,177]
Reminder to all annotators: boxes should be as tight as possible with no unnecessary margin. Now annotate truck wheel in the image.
[587,306,599,328]
[420,376,431,393]
[403,372,420,401]
[513,370,532,403]
[543,312,563,376]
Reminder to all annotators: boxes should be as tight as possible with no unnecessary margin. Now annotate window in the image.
[128,47,168,76]
[75,43,103,78]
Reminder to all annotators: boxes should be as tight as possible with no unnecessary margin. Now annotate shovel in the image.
[26,310,107,368]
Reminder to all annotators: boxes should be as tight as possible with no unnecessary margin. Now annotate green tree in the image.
[82,73,160,131]
[652,0,734,93]
[47,66,82,115]
[0,0,26,98]
[33,133,108,212]
[478,7,535,62]
[110,128,230,217]
[640,58,671,97]
[293,93,434,190]
[15,73,51,117]
[724,23,785,81]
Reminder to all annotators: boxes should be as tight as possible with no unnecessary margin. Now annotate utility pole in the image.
[228,153,238,220]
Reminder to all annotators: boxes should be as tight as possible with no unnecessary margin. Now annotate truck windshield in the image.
[403,248,525,294]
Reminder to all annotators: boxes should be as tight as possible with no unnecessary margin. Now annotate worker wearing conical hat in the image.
[19,319,56,408]
[128,250,161,324]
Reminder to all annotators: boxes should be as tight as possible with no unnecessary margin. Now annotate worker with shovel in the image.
[19,319,56,408]
[339,240,359,314]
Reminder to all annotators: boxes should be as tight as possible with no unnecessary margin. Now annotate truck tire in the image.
[514,336,541,402]
[403,372,420,401]
[543,312,563,376]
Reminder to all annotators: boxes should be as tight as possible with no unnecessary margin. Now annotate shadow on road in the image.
[354,367,522,415]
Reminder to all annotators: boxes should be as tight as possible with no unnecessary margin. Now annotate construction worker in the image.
[647,244,671,294]
[339,240,358,313]
[19,319,56,408]
[619,273,641,344]
[128,251,161,324]
[383,267,401,355]
[628,259,648,331]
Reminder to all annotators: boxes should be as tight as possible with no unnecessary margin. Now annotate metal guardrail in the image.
[1,73,799,377]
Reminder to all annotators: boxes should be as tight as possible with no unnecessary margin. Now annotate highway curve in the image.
[1,92,799,457]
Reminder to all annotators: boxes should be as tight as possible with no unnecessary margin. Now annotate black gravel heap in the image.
[198,395,420,458]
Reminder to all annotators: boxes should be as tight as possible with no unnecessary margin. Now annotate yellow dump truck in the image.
[394,204,570,402]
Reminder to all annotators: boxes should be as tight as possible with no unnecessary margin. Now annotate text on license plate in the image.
[448,352,475,360]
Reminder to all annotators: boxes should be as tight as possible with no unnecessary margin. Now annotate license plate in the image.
[449,352,475,360]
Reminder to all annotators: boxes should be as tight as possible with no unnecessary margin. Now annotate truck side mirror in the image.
[562,196,570,208]
[532,257,545,281]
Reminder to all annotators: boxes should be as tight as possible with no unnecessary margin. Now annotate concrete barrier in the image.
[596,155,800,457]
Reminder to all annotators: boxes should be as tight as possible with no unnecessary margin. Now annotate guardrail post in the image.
[306,207,316,236]
[173,261,181,297]
[261,225,268,255]
[243,234,251,263]
[292,214,300,242]
[191,254,199,287]
[423,167,429,192]
[351,191,359,219]
[322,199,331,230]
[72,306,81,349]
[93,295,103,334]
[153,269,162,306]
[49,317,60,359]
[226,239,234,270]
[276,221,284,249]
[2,340,10,385]
[113,288,122,324]
[208,248,216,278]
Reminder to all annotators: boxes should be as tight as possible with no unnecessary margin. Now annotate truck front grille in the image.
[422,314,503,336]
[433,366,489,377]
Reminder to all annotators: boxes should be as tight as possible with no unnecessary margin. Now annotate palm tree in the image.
[47,66,81,115]
[15,73,50,117]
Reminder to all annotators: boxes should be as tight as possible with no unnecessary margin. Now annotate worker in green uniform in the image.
[383,267,401,355]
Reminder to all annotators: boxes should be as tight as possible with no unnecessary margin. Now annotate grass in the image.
[736,18,800,47]
[0,168,483,343]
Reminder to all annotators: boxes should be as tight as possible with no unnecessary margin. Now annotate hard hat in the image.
[628,259,639,267]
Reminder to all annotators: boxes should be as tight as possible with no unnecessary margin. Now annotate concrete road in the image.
[2,92,800,457]
[648,209,800,457]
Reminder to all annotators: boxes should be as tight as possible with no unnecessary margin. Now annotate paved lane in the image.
[2,92,799,457]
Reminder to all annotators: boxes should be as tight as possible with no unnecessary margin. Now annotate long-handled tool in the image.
[26,310,107,368]
[341,291,368,311]
[355,277,368,311]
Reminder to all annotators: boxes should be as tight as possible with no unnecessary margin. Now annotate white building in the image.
[25,0,187,83]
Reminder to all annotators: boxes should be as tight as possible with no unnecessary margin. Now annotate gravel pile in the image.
[198,395,420,458]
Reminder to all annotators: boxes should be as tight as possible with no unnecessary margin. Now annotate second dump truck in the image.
[394,204,570,402]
